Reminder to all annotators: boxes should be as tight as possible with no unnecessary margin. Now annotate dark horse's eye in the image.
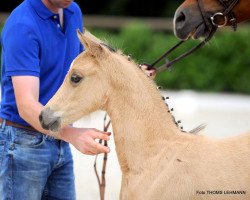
[71,73,83,85]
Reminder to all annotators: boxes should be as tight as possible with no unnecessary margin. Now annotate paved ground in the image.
[72,90,250,200]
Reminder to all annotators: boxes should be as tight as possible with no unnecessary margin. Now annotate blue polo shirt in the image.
[0,0,83,126]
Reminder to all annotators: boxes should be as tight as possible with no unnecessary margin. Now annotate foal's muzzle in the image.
[39,107,61,132]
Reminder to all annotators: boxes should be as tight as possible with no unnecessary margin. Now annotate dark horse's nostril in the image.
[176,11,186,23]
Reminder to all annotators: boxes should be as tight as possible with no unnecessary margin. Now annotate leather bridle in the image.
[148,0,240,72]
[199,0,239,31]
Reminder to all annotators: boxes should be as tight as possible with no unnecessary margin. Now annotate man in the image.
[0,0,110,199]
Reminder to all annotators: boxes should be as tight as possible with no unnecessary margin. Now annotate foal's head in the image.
[39,30,139,132]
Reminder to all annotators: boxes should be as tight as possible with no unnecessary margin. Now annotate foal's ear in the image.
[77,29,86,46]
[77,29,104,57]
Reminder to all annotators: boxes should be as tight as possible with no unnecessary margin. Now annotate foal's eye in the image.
[70,73,83,85]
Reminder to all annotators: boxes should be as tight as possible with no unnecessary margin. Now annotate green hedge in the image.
[92,22,250,94]
[1,23,250,94]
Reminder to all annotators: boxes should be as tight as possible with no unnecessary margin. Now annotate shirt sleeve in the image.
[3,24,40,77]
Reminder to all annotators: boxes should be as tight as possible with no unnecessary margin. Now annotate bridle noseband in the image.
[147,0,239,72]
[199,0,239,31]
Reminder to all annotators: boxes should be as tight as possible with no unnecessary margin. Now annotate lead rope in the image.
[94,114,111,200]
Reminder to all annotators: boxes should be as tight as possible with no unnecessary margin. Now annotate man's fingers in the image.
[81,128,111,155]
[91,129,111,141]
[93,128,111,136]
[140,64,157,78]
[85,151,96,155]
[147,69,156,77]
[93,140,110,154]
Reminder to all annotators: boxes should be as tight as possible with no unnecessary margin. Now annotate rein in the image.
[147,0,239,72]
[94,114,111,200]
[146,33,214,72]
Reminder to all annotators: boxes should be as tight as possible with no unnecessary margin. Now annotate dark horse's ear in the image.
[76,29,105,57]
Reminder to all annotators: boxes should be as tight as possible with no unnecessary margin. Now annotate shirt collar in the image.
[28,0,75,20]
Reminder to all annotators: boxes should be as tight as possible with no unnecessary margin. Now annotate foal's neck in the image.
[106,60,180,173]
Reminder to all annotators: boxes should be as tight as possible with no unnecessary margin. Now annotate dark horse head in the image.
[174,0,250,40]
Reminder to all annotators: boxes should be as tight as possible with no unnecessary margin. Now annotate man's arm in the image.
[12,76,110,155]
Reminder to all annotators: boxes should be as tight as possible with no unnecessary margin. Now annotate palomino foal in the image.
[40,31,250,200]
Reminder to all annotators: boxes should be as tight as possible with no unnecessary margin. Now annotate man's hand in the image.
[60,127,111,155]
[139,64,157,79]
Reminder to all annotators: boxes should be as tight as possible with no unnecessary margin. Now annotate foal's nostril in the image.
[50,119,60,132]
[39,112,43,123]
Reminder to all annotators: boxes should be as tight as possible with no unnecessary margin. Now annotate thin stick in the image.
[94,114,111,200]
